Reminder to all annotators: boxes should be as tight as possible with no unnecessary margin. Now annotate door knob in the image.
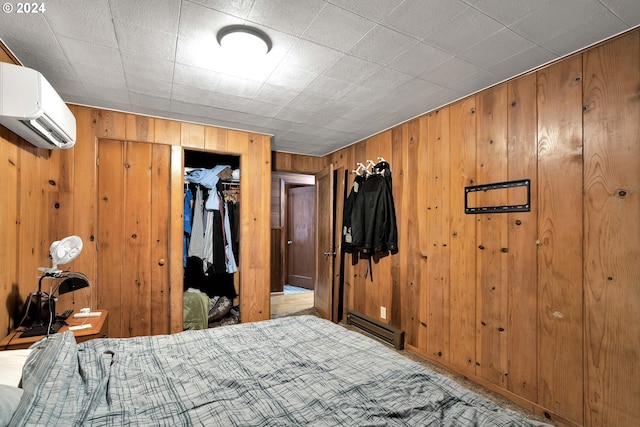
[287,240,292,245]
[323,251,336,257]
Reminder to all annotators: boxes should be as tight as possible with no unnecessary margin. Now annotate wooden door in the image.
[314,165,334,320]
[287,186,315,289]
[97,139,171,338]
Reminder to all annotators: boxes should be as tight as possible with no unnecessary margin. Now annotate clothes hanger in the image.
[373,157,390,176]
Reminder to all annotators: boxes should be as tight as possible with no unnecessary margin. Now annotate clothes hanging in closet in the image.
[188,185,206,260]
[187,185,238,273]
[203,208,226,273]
[227,200,240,265]
[184,257,237,300]
[183,187,193,268]
[184,166,240,298]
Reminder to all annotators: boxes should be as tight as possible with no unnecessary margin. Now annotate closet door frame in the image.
[169,132,272,332]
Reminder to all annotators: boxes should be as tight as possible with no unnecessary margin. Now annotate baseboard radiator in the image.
[346,310,405,350]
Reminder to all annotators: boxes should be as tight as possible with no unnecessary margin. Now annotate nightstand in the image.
[0,310,109,350]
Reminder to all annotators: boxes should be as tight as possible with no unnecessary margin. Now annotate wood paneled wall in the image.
[275,29,640,427]
[0,99,271,339]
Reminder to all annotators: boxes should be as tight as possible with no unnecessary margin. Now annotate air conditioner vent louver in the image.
[22,114,73,148]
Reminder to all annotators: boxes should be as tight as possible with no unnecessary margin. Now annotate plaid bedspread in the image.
[10,316,550,426]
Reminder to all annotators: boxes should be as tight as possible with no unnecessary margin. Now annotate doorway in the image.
[270,172,315,317]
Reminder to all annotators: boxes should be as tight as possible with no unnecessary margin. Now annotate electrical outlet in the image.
[380,306,387,320]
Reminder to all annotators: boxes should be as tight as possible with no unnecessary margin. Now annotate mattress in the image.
[9,315,550,426]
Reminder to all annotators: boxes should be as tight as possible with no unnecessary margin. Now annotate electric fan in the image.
[25,236,84,329]
[40,235,83,274]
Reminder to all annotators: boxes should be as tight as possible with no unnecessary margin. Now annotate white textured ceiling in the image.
[0,0,638,156]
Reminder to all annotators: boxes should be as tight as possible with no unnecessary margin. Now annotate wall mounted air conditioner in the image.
[0,62,76,149]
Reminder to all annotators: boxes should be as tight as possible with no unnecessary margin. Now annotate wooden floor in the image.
[271,291,314,315]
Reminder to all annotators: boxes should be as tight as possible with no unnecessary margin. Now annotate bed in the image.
[5,316,550,426]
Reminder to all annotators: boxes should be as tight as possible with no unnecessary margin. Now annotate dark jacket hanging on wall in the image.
[342,174,366,254]
[352,174,398,256]
[343,162,398,258]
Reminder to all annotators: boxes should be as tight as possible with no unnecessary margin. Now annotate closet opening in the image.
[183,149,241,330]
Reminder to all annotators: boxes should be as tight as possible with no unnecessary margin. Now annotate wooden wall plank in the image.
[272,151,292,171]
[396,122,411,334]
[126,114,155,143]
[389,126,404,328]
[69,106,97,310]
[205,126,228,152]
[537,55,584,424]
[416,115,429,351]
[154,119,181,145]
[403,116,426,348]
[169,146,184,333]
[181,123,205,149]
[425,108,451,362]
[97,110,125,140]
[475,84,509,388]
[506,73,539,402]
[583,31,640,427]
[97,139,124,337]
[150,143,170,335]
[122,141,153,337]
[47,146,73,243]
[448,97,477,377]
[228,131,269,321]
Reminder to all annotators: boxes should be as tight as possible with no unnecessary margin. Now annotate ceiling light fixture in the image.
[217,25,272,58]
